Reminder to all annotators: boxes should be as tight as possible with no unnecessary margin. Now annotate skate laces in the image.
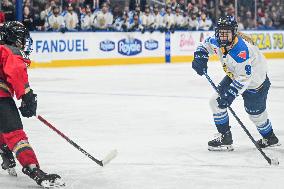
[260,138,269,145]
[213,133,223,142]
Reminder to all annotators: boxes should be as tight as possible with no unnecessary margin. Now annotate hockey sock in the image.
[248,111,273,137]
[2,129,39,167]
[213,111,230,134]
[256,119,273,138]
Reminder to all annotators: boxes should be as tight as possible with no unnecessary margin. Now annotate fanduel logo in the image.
[100,40,115,51]
[118,38,142,56]
[145,40,158,50]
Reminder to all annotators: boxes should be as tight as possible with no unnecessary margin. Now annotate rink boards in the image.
[29,30,284,68]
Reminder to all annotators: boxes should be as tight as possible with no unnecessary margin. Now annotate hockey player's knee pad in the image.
[1,129,28,151]
[244,99,266,115]
[248,111,268,126]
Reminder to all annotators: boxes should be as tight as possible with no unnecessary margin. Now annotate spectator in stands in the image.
[128,12,142,31]
[263,18,276,30]
[129,3,142,19]
[121,12,130,31]
[141,7,154,33]
[237,16,244,30]
[187,3,198,16]
[64,4,79,31]
[112,4,122,21]
[40,0,56,21]
[197,12,212,31]
[22,6,35,31]
[24,0,34,15]
[169,0,178,11]
[226,6,235,16]
[1,0,15,21]
[243,11,255,30]
[163,4,175,33]
[123,5,130,17]
[80,5,95,31]
[152,4,163,32]
[93,3,113,30]
[46,6,65,32]
[188,13,199,31]
[178,0,187,12]
[113,14,124,31]
[174,5,186,30]
[256,18,265,30]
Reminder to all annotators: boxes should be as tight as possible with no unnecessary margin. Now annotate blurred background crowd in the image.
[0,0,284,32]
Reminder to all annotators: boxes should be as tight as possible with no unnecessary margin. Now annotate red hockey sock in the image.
[2,129,39,167]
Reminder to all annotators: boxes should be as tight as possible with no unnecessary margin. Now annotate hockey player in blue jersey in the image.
[192,16,280,151]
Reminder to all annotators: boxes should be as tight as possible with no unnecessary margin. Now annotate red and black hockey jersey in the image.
[0,45,31,99]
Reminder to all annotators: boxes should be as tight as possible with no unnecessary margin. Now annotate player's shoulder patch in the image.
[229,37,249,63]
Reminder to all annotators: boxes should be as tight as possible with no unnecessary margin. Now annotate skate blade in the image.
[269,143,281,147]
[208,145,234,152]
[41,178,65,188]
[7,167,17,177]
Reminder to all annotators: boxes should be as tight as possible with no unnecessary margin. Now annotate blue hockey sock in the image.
[213,111,230,134]
[257,119,273,137]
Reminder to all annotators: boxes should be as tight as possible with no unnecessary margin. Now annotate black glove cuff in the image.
[22,89,34,102]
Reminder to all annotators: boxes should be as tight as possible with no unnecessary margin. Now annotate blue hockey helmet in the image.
[215,16,238,47]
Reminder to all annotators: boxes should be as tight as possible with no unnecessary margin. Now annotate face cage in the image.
[23,37,33,56]
[215,27,236,47]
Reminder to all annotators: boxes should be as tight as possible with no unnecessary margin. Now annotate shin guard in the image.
[2,129,39,167]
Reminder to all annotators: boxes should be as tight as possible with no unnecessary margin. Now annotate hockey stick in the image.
[203,72,279,166]
[37,115,117,167]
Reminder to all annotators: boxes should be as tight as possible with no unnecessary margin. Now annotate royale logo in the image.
[118,38,142,56]
[145,39,159,50]
[179,34,195,48]
[100,40,115,51]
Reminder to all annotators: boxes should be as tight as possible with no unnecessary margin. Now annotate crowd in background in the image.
[0,0,284,32]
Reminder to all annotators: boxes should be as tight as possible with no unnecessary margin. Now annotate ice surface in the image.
[1,60,284,189]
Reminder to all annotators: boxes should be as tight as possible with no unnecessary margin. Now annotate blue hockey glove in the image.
[217,86,238,109]
[192,50,209,76]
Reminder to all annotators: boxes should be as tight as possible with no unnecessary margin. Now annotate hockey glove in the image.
[192,50,209,76]
[19,89,37,118]
[217,86,238,109]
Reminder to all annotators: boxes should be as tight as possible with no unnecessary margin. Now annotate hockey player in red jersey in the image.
[0,21,65,188]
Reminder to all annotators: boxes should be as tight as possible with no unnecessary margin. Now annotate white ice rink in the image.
[1,59,284,189]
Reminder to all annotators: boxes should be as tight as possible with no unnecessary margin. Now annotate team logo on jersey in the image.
[118,38,142,56]
[145,39,158,50]
[19,50,29,60]
[100,40,115,51]
[237,51,247,60]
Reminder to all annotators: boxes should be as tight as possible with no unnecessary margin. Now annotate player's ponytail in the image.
[237,31,255,45]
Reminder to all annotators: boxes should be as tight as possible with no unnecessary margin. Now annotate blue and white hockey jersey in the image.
[197,35,268,94]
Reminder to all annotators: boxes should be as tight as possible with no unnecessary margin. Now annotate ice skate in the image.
[208,131,234,151]
[22,166,65,188]
[0,144,17,176]
[257,132,281,148]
